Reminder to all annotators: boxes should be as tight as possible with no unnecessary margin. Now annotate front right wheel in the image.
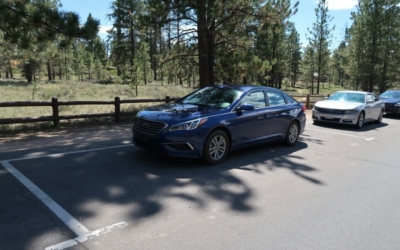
[203,130,229,165]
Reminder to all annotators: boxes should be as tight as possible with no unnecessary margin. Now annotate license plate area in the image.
[134,130,151,143]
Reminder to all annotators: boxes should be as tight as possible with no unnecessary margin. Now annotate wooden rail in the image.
[291,94,330,109]
[0,96,178,126]
[0,94,327,126]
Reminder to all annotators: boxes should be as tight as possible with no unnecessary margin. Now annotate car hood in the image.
[136,103,223,122]
[315,100,363,110]
[379,97,400,104]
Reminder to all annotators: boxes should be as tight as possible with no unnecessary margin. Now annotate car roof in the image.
[335,90,369,94]
[383,89,400,92]
[214,84,281,92]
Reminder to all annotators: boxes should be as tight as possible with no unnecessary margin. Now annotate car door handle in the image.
[257,116,265,120]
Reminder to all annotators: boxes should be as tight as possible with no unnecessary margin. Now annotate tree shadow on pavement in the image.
[0,132,322,249]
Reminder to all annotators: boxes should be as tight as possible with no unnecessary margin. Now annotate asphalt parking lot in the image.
[1,114,400,250]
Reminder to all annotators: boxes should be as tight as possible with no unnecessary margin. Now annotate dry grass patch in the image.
[0,78,197,133]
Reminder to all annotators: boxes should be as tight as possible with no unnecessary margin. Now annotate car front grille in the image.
[315,107,346,114]
[134,117,167,136]
[320,117,341,122]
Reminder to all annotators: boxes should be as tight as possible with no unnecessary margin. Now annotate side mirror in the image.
[236,103,255,111]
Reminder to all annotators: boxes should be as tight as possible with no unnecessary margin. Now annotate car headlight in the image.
[345,109,359,114]
[170,118,208,131]
[394,102,400,107]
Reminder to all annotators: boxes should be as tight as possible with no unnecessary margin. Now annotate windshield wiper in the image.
[182,102,211,107]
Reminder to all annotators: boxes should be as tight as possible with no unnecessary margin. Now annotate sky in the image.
[59,0,358,49]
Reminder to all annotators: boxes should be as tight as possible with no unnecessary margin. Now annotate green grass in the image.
[0,77,346,134]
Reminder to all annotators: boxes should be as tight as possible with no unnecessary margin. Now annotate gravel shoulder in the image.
[0,122,133,154]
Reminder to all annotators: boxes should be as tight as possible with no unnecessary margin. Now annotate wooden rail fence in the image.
[0,94,327,126]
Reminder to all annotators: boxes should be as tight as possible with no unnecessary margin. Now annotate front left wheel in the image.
[285,122,299,146]
[356,112,364,129]
[203,130,229,165]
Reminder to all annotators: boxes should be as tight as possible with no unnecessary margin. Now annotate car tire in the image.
[375,110,383,123]
[356,112,364,129]
[203,130,229,165]
[284,121,299,146]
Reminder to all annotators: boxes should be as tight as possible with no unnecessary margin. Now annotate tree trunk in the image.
[207,18,216,86]
[144,67,147,85]
[152,25,157,81]
[47,61,52,81]
[129,10,135,77]
[8,60,13,78]
[197,0,209,88]
[33,61,36,81]
[59,58,62,80]
[25,60,33,83]
[316,42,322,94]
[65,55,68,80]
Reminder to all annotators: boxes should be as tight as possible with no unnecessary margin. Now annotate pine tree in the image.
[0,0,99,48]
[302,46,316,94]
[146,0,298,87]
[286,22,302,87]
[254,1,299,88]
[107,0,146,80]
[347,0,400,92]
[307,0,334,94]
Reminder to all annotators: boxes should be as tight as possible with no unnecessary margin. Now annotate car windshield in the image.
[380,91,400,99]
[328,92,365,103]
[178,87,243,108]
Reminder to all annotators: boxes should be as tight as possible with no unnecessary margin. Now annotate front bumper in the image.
[384,105,400,114]
[312,110,359,125]
[132,126,205,158]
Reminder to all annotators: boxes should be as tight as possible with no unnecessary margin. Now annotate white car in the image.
[312,91,384,128]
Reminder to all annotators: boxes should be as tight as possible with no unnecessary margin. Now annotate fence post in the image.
[115,96,121,123]
[306,94,310,109]
[52,97,59,127]
[166,95,170,103]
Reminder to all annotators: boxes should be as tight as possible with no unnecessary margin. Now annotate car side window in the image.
[372,94,379,102]
[266,91,286,106]
[367,94,374,102]
[284,94,297,105]
[239,90,266,109]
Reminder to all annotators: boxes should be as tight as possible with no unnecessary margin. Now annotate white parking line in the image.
[306,128,375,141]
[1,161,91,236]
[46,222,127,250]
[1,159,129,249]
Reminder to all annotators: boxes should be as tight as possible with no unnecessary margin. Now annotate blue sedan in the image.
[132,85,306,164]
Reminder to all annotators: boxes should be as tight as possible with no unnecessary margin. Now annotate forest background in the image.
[1,0,400,125]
